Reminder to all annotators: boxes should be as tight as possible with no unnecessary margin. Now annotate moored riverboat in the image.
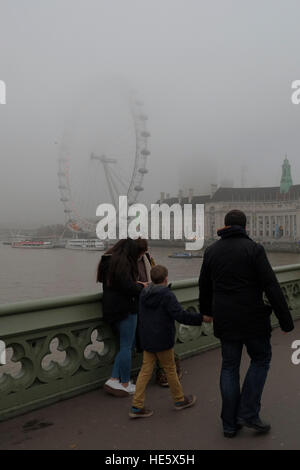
[11,241,54,249]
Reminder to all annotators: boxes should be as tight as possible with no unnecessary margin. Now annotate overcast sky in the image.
[1,0,300,227]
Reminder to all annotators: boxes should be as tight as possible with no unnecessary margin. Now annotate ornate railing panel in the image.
[0,264,300,421]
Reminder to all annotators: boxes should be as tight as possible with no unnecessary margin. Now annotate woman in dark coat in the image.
[97,238,145,397]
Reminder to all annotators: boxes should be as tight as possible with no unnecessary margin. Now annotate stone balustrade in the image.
[0,264,300,422]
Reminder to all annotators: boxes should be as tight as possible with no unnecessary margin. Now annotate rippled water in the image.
[1,244,300,304]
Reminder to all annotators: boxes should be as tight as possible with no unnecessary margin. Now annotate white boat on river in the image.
[65,239,105,251]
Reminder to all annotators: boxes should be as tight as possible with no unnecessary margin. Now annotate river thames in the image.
[1,244,300,304]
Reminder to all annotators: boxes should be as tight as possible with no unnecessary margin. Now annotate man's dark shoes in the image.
[237,417,271,433]
[223,424,243,438]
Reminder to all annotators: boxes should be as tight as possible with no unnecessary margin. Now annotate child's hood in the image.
[140,284,171,308]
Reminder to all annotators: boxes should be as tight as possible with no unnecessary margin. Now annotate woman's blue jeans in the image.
[111,313,137,383]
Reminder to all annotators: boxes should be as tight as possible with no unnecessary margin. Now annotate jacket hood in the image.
[217,225,250,240]
[140,284,170,308]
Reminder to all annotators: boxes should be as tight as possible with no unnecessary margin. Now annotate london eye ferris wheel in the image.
[57,87,150,234]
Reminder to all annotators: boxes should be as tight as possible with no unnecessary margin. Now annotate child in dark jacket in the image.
[129,265,203,418]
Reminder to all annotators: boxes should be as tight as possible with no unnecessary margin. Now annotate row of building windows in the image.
[245,214,297,239]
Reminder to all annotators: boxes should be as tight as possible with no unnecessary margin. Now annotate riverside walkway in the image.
[0,320,299,450]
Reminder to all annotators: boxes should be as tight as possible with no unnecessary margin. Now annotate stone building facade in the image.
[204,185,300,241]
[159,157,300,243]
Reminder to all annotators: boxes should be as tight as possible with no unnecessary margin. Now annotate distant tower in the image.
[280,155,293,194]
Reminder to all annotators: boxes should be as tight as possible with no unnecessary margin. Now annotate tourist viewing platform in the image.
[0,264,299,450]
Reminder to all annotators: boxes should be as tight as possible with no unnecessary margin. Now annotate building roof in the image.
[156,195,211,205]
[182,195,211,204]
[157,184,300,205]
[211,185,300,203]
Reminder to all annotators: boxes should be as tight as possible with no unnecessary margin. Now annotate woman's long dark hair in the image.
[135,237,148,256]
[97,238,139,285]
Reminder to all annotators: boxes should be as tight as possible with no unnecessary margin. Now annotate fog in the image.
[1,0,300,227]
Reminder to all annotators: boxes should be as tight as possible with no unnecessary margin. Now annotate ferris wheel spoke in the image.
[109,166,130,193]
[106,169,122,207]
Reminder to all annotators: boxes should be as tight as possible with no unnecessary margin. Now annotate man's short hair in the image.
[224,210,247,228]
[150,265,168,284]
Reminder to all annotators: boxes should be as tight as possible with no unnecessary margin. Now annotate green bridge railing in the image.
[0,264,300,422]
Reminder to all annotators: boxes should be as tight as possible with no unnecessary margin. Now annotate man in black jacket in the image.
[199,210,294,437]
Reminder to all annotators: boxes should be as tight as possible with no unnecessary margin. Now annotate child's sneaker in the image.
[129,407,154,418]
[174,395,196,411]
